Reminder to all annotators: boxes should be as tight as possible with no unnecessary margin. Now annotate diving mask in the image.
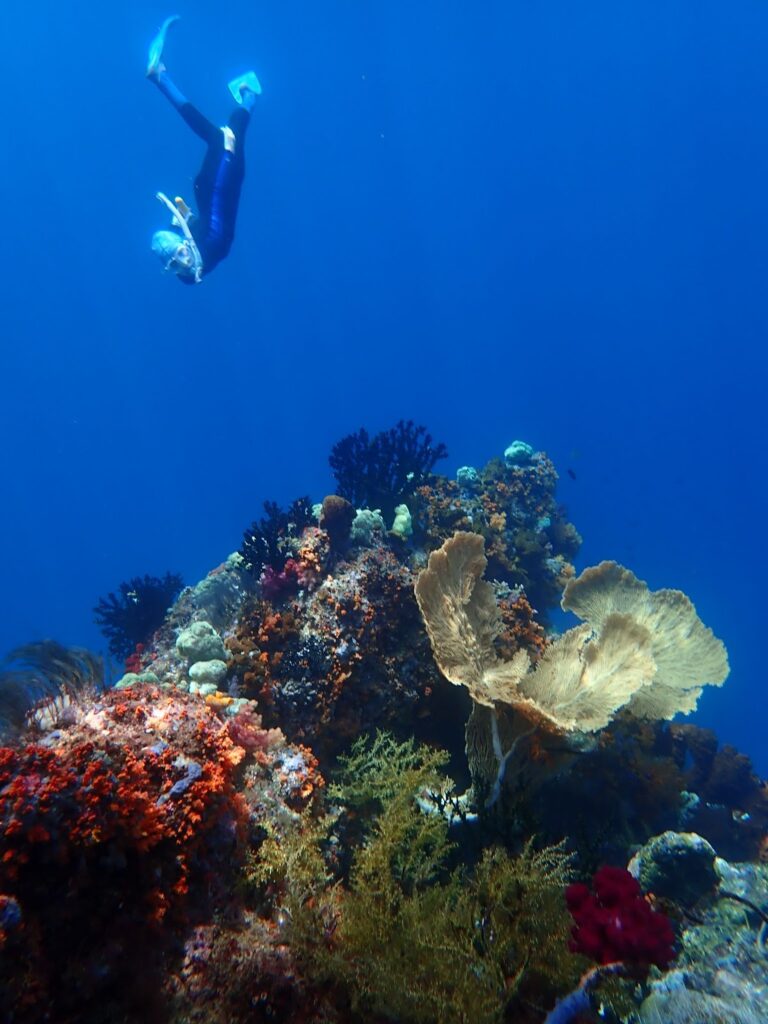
[151,229,194,273]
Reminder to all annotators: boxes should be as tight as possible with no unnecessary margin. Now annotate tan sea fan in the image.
[561,561,730,719]
[415,533,729,735]
[413,532,531,708]
[514,613,656,732]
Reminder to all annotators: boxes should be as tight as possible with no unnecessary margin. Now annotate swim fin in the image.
[228,70,262,103]
[147,15,180,77]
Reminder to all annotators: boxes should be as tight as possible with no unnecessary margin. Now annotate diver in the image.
[147,16,261,284]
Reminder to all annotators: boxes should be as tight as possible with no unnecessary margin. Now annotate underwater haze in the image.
[1,1,766,771]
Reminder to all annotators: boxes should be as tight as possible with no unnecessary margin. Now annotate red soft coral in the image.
[566,866,675,969]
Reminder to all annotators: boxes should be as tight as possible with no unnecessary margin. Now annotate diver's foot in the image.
[147,61,167,82]
[240,85,258,112]
[228,71,261,107]
[147,14,180,77]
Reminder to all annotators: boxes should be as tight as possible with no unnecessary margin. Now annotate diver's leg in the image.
[227,86,257,149]
[228,107,252,144]
[149,68,188,111]
[148,67,221,144]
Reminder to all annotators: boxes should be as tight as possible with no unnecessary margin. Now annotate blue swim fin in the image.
[228,70,262,103]
[147,15,180,76]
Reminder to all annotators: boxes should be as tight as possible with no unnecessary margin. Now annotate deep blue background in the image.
[1,2,766,771]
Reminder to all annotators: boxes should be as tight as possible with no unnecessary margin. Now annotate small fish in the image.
[567,468,577,481]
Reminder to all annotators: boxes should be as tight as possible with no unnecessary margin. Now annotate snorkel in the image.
[153,191,204,283]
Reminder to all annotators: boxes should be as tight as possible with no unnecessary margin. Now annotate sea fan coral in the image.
[562,561,730,718]
[415,532,728,734]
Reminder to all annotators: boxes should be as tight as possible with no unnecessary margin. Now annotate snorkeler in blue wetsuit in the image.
[147,16,261,284]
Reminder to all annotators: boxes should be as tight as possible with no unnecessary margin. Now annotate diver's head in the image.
[151,229,198,281]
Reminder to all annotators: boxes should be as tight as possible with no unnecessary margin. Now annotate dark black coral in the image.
[239,496,314,578]
[329,420,448,522]
[93,572,184,661]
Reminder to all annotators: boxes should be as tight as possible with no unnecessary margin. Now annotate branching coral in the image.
[93,571,184,661]
[329,420,448,523]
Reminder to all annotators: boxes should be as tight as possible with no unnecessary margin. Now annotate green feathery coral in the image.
[257,732,581,1024]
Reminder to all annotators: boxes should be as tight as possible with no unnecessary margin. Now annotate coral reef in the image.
[227,545,441,757]
[257,733,582,1024]
[0,678,319,1023]
[1,436,761,1024]
[637,849,768,1022]
[0,684,244,1018]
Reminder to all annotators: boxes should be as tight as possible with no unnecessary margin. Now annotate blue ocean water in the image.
[1,1,765,771]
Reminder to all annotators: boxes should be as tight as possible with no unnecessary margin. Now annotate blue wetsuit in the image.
[153,71,251,279]
[178,103,250,276]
